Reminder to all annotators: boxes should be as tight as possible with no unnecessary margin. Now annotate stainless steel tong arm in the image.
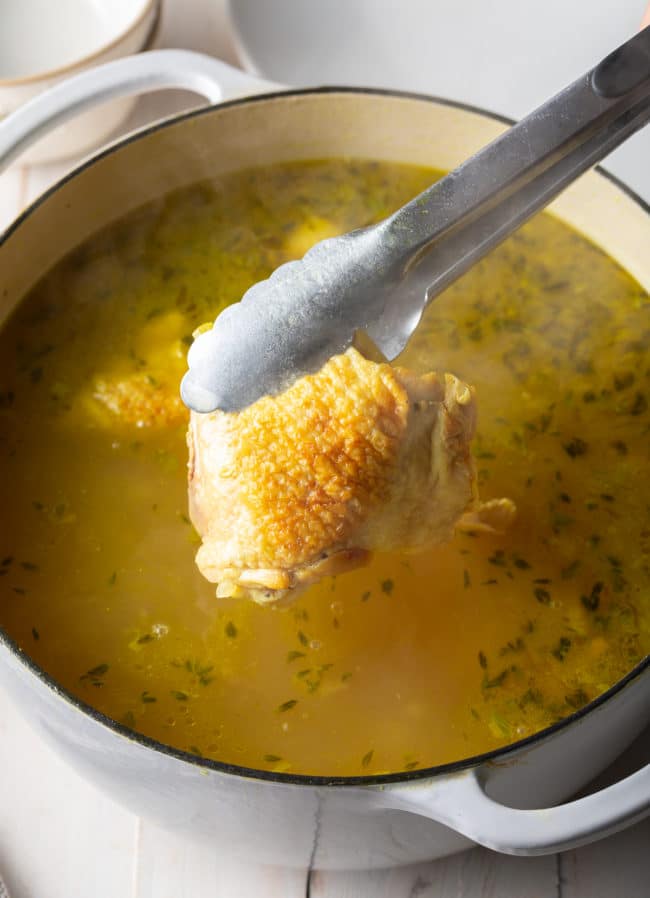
[182,26,650,413]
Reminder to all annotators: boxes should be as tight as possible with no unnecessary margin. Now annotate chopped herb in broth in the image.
[0,160,648,776]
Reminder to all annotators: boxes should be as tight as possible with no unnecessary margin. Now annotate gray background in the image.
[229,0,650,202]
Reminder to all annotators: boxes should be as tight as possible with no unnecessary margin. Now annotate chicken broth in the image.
[0,160,648,776]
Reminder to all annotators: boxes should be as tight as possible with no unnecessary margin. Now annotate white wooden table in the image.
[1,2,649,895]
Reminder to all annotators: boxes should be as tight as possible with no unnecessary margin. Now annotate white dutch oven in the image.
[0,52,648,870]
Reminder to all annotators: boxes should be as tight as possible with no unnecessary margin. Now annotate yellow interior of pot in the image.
[1,91,649,320]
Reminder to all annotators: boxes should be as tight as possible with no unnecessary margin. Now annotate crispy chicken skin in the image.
[84,312,189,429]
[188,347,482,605]
[93,374,187,428]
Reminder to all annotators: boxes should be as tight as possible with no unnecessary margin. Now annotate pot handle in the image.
[382,761,650,855]
[0,49,280,173]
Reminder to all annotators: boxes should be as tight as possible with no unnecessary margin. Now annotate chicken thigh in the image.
[188,347,484,605]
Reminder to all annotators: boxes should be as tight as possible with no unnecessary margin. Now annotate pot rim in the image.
[1,85,648,789]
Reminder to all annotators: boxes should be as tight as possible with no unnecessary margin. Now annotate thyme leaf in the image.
[552,636,572,661]
[361,750,374,768]
[581,581,603,611]
[483,669,509,689]
[563,437,588,458]
[278,699,298,712]
[81,663,109,679]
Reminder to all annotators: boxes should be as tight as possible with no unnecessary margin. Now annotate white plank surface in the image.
[309,851,559,898]
[0,687,136,898]
[561,821,650,898]
[134,822,306,898]
[1,1,649,896]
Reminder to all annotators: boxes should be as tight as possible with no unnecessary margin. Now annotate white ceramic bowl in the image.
[0,0,159,164]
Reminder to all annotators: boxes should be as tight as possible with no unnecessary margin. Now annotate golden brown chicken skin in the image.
[81,312,189,429]
[188,347,482,605]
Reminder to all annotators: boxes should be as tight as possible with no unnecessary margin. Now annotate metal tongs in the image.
[181,27,650,414]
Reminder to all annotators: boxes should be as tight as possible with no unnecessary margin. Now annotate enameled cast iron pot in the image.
[0,51,648,870]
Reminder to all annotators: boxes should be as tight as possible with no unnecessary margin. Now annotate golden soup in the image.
[0,160,648,776]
